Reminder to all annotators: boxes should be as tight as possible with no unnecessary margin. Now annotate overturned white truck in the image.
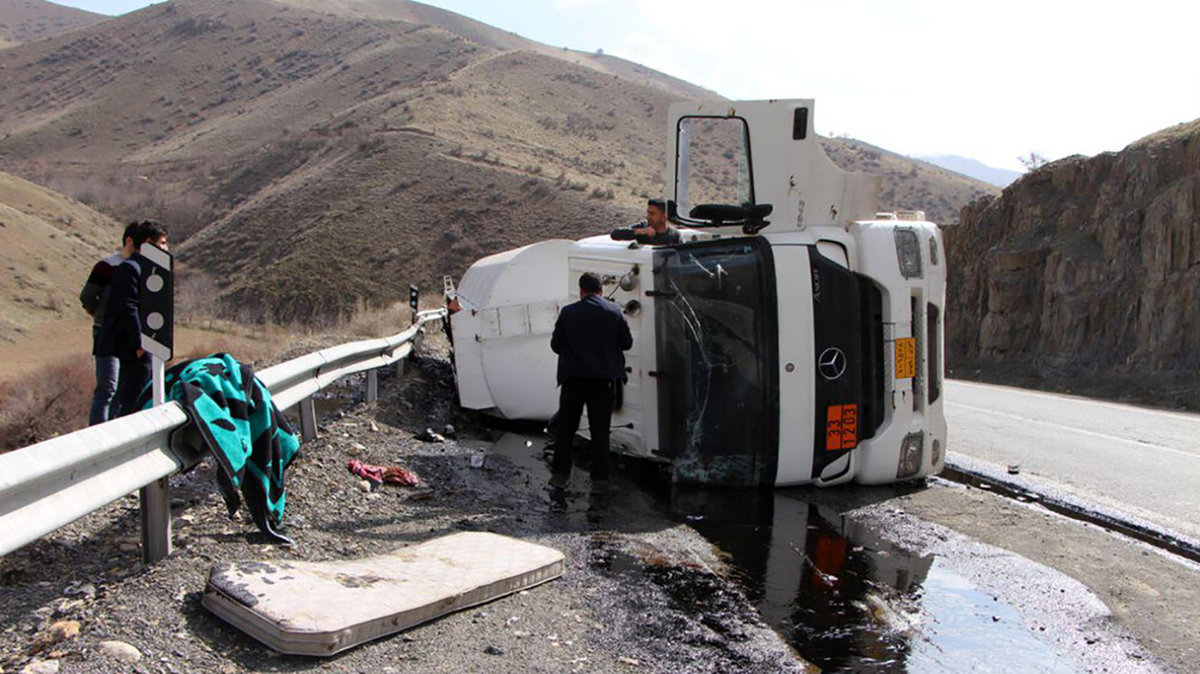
[448,99,946,486]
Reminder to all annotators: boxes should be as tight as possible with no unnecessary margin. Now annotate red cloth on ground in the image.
[347,459,420,486]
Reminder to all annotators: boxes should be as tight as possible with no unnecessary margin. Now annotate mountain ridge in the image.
[918,154,1021,187]
[0,0,106,45]
[0,0,998,323]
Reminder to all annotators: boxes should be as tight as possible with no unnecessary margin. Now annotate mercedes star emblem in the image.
[818,347,847,381]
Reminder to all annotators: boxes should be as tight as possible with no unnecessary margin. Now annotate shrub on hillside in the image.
[0,355,91,453]
[0,334,287,454]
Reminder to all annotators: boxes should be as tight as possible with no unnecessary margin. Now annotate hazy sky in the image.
[52,0,1200,171]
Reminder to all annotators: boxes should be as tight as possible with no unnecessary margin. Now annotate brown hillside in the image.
[945,119,1200,410]
[180,46,670,323]
[0,169,121,342]
[0,0,996,324]
[0,0,106,45]
[821,137,997,224]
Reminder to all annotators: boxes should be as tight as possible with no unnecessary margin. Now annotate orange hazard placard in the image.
[825,404,859,451]
[895,338,916,380]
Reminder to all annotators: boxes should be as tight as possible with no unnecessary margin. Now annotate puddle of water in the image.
[673,488,1082,672]
[672,489,927,671]
[908,564,1077,673]
[485,433,1079,672]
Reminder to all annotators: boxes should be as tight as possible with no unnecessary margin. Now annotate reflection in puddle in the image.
[676,491,1079,672]
[488,433,1077,672]
[673,488,927,671]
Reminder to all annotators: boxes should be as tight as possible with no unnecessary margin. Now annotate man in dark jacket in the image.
[94,220,168,418]
[549,272,633,487]
[79,222,141,425]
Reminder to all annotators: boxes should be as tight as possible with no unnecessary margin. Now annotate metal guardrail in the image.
[0,309,446,562]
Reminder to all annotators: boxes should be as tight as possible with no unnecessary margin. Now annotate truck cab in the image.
[448,99,946,486]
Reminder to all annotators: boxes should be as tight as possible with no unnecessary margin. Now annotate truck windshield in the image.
[654,239,778,486]
[675,116,753,218]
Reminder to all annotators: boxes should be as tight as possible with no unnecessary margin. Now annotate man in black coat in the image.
[549,272,633,487]
[79,222,141,425]
[94,220,168,418]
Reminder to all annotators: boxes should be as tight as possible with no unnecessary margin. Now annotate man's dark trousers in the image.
[552,378,615,480]
[114,352,151,418]
[94,254,151,418]
[89,327,120,425]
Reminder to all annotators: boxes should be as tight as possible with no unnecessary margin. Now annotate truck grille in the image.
[858,277,885,439]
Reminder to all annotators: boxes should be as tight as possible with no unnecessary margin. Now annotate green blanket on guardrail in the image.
[136,353,300,544]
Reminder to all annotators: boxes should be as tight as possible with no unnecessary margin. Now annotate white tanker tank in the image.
[448,99,947,487]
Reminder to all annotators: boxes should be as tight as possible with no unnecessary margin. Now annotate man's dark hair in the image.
[579,272,603,294]
[122,222,142,244]
[130,220,166,247]
[647,198,666,212]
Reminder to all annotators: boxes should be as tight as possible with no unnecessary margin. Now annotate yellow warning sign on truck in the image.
[895,337,916,380]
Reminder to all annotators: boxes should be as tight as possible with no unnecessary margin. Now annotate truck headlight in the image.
[896,432,923,479]
[894,229,922,279]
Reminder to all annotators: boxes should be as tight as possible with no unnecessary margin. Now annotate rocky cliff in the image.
[944,120,1200,410]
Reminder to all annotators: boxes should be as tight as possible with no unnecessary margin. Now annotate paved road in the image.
[944,379,1200,541]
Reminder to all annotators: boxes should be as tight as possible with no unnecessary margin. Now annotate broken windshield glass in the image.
[655,239,778,485]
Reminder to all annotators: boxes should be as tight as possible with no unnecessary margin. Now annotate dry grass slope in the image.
[0,170,122,342]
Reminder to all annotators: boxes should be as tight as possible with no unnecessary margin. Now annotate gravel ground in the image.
[0,351,812,674]
[3,338,1196,674]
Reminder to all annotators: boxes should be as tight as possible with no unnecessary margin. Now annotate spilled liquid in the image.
[488,433,1079,673]
[673,489,1078,673]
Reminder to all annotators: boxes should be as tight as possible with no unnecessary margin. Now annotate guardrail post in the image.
[141,356,171,564]
[140,477,171,563]
[298,397,318,441]
[366,369,378,403]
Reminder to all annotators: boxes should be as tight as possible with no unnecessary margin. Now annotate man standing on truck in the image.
[610,198,681,246]
[549,272,633,488]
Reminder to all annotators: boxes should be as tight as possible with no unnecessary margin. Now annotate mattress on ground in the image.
[202,531,565,655]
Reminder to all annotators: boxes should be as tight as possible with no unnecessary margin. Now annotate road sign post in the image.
[138,242,173,363]
[137,242,173,564]
[409,285,419,325]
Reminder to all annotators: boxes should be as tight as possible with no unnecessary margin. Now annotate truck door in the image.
[653,238,779,486]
